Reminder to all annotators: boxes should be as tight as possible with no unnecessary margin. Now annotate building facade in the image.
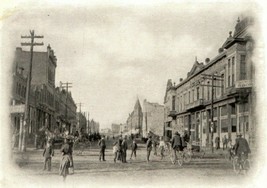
[11,45,79,149]
[111,123,121,135]
[164,17,256,148]
[89,119,100,134]
[126,99,143,137]
[142,99,164,138]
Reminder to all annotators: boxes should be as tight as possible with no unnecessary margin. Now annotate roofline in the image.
[174,51,227,89]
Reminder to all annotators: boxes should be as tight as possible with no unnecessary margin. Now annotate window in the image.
[221,119,228,133]
[231,103,236,114]
[189,91,191,103]
[228,59,231,87]
[240,55,247,80]
[172,96,175,111]
[220,105,227,116]
[232,57,235,86]
[196,87,200,100]
[239,102,249,112]
[207,81,210,100]
[192,89,194,102]
[221,74,224,94]
[231,118,237,132]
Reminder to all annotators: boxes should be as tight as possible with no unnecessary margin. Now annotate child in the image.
[43,141,54,171]
[113,141,118,163]
[130,140,138,160]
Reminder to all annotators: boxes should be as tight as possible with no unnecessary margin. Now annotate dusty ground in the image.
[5,143,261,188]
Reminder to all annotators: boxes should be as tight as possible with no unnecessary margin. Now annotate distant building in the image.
[111,123,121,135]
[76,112,87,134]
[142,99,164,138]
[89,119,100,134]
[126,98,143,137]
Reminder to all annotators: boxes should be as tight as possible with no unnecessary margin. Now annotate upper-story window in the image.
[192,89,194,102]
[240,55,247,80]
[228,59,231,87]
[232,56,235,86]
[221,73,225,94]
[196,87,200,100]
[172,96,175,111]
[188,91,191,103]
[207,81,210,101]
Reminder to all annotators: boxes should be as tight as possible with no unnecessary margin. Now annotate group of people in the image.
[41,130,251,182]
[99,135,138,163]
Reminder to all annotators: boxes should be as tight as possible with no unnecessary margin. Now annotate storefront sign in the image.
[10,105,25,113]
[236,80,252,88]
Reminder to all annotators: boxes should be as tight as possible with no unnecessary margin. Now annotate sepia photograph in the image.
[0,0,266,187]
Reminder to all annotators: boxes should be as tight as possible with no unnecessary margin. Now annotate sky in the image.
[1,0,262,129]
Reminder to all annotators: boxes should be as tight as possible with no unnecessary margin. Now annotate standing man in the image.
[171,132,182,161]
[146,136,153,162]
[215,136,220,150]
[130,139,138,160]
[98,136,106,161]
[222,135,228,150]
[121,136,128,163]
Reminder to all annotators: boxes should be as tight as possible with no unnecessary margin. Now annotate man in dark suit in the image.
[146,136,153,162]
[171,132,182,161]
[98,136,106,161]
[121,136,128,163]
[234,133,251,160]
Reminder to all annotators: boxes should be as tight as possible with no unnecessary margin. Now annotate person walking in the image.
[130,139,138,160]
[59,139,72,181]
[113,141,119,163]
[98,136,106,161]
[121,136,128,163]
[222,135,228,150]
[146,136,153,162]
[117,136,123,162]
[215,136,220,150]
[43,141,54,171]
[153,138,158,156]
[171,132,182,162]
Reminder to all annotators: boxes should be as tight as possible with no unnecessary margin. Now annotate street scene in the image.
[1,1,266,188]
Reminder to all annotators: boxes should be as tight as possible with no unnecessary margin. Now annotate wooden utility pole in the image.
[20,30,43,151]
[61,82,72,133]
[200,73,224,153]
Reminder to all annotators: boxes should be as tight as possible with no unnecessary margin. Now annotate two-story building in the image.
[164,17,255,148]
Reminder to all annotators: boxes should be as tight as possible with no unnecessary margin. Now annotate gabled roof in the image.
[187,60,204,78]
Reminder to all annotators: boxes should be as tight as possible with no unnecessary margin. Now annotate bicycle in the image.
[233,152,250,175]
[156,142,172,160]
[170,147,191,166]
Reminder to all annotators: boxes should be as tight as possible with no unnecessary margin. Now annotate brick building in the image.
[164,17,256,148]
[11,45,78,149]
[142,99,164,138]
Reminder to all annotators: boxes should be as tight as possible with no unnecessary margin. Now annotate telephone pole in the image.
[61,82,72,133]
[201,73,224,153]
[20,30,43,151]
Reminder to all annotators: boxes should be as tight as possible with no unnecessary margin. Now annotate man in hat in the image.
[171,132,182,162]
[98,136,106,161]
[146,136,153,162]
[121,136,128,163]
[234,133,251,161]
